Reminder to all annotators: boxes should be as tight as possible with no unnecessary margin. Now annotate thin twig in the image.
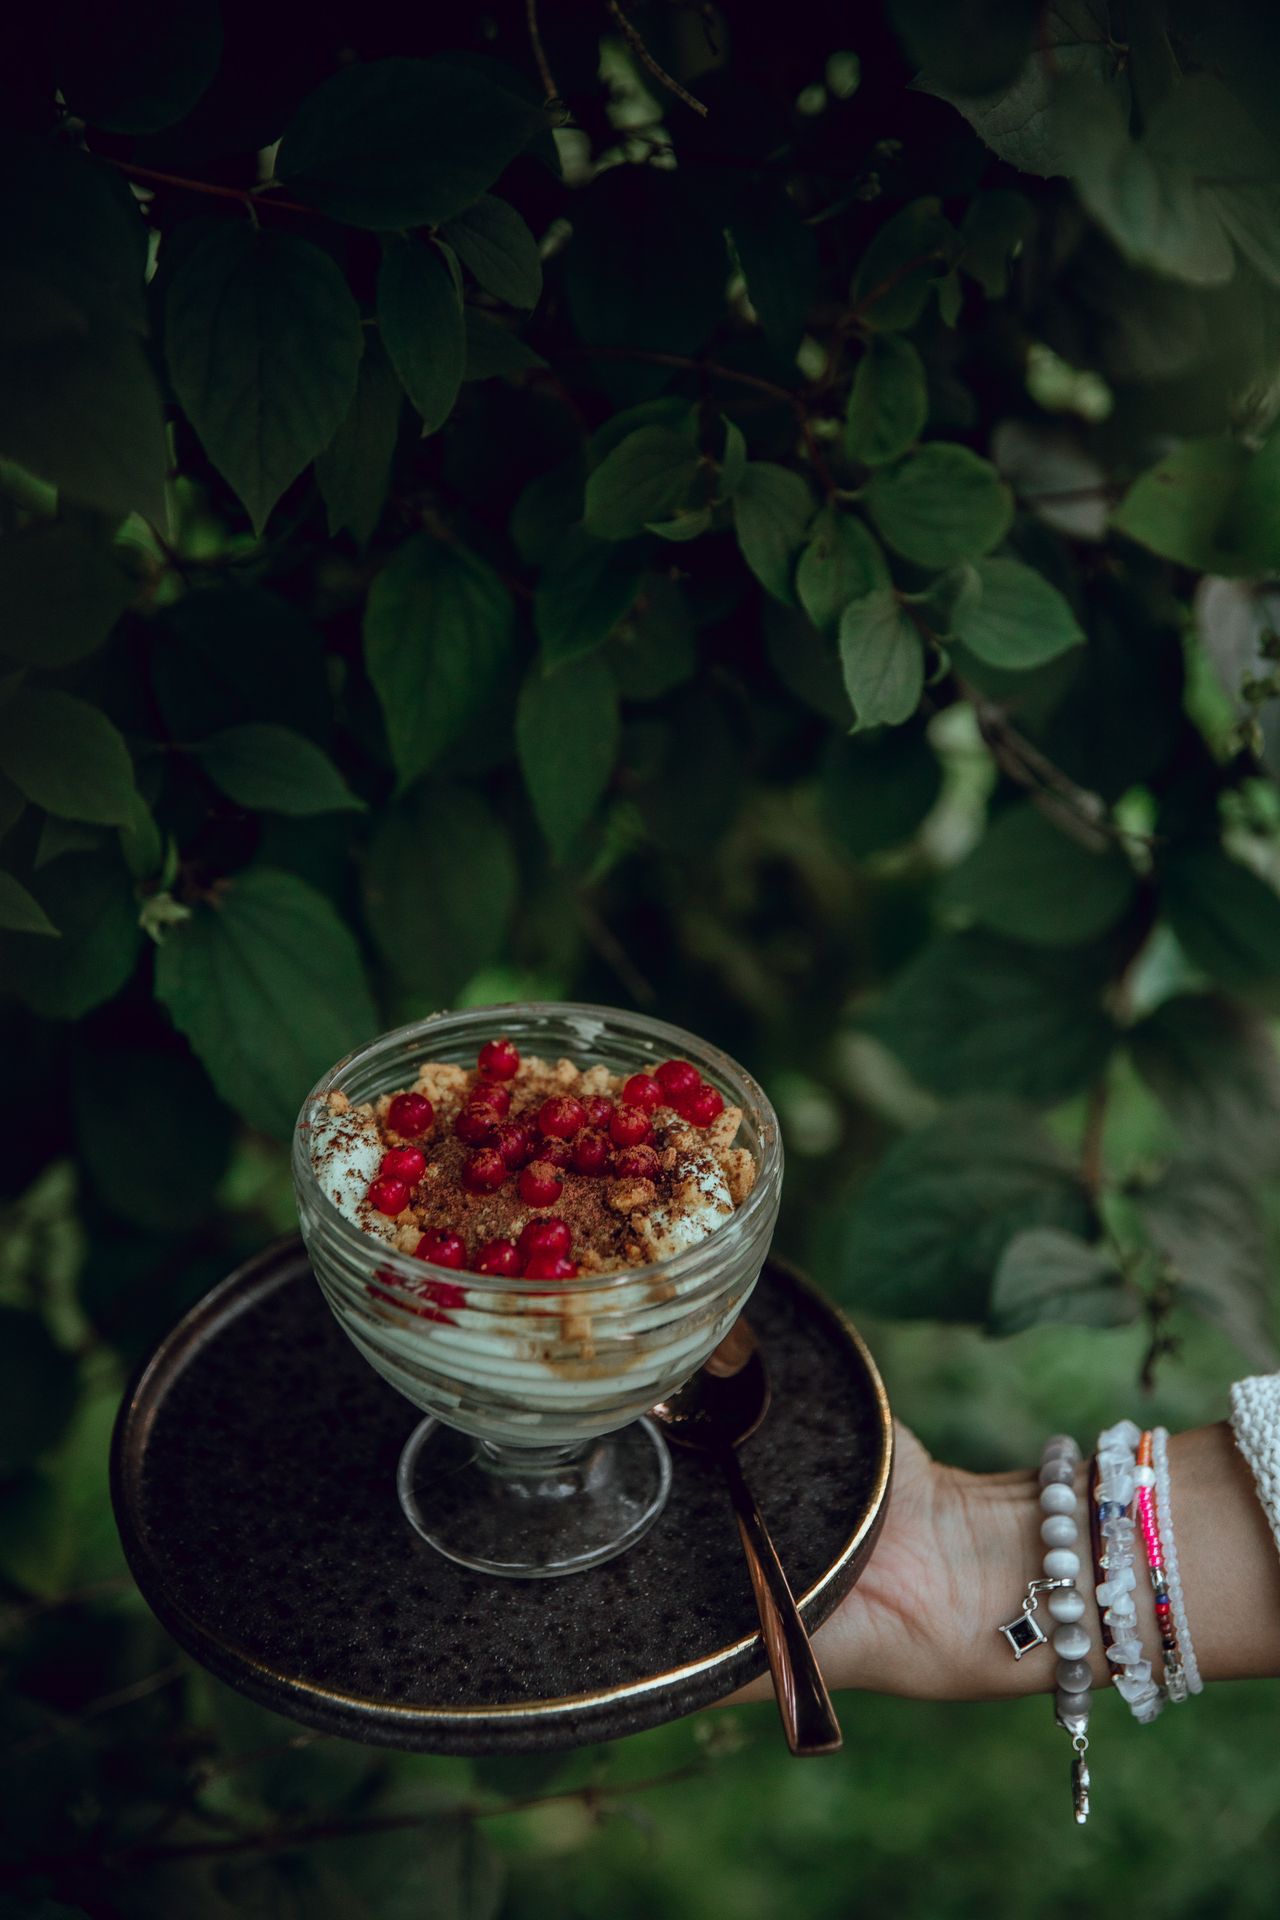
[104,157,318,220]
[110,1762,706,1867]
[579,903,658,1007]
[1080,1079,1108,1196]
[525,0,561,106]
[605,0,709,116]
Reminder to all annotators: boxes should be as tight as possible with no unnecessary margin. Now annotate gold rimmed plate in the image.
[111,1238,892,1754]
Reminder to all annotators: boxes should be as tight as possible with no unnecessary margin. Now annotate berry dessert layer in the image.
[310,1037,757,1284]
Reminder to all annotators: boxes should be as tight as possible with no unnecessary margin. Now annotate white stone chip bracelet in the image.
[1093,1417,1164,1724]
[997,1432,1093,1824]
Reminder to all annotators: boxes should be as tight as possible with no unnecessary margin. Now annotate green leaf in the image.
[584,427,702,541]
[0,1310,78,1477]
[0,687,135,824]
[1,139,149,333]
[989,1226,1134,1335]
[941,803,1134,946]
[517,654,619,859]
[1111,435,1271,577]
[151,587,333,743]
[0,515,137,668]
[277,57,545,229]
[834,1098,1093,1320]
[729,186,819,362]
[52,0,222,133]
[795,505,891,635]
[732,463,814,604]
[165,224,364,535]
[607,578,698,700]
[921,3,1124,178]
[533,530,641,669]
[719,417,748,496]
[866,443,1014,566]
[0,297,167,523]
[820,725,943,857]
[950,556,1085,668]
[363,535,515,791]
[365,785,516,1001]
[463,311,547,380]
[866,931,1117,1105]
[958,189,1036,295]
[0,852,141,1017]
[838,590,925,727]
[378,239,465,435]
[846,335,928,466]
[1139,1161,1279,1367]
[763,603,851,725]
[35,817,101,869]
[1164,846,1280,991]
[1130,992,1280,1179]
[849,198,958,330]
[315,332,402,548]
[511,460,584,567]
[194,724,365,816]
[645,506,713,543]
[0,872,59,936]
[155,868,378,1140]
[889,0,1036,97]
[442,196,543,309]
[118,789,163,881]
[74,1047,233,1231]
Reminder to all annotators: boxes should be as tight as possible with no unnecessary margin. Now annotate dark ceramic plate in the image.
[111,1238,893,1754]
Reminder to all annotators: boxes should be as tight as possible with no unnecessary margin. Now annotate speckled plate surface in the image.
[111,1238,893,1754]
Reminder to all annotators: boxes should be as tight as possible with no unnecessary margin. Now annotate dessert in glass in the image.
[293,1004,783,1578]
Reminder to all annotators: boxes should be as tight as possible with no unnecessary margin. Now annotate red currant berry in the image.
[470,1081,511,1116]
[519,1160,564,1207]
[539,1095,586,1139]
[655,1059,700,1100]
[387,1092,435,1137]
[536,1136,574,1169]
[614,1143,660,1180]
[517,1217,572,1260]
[409,1275,467,1322]
[367,1175,410,1216]
[571,1128,610,1175]
[478,1037,520,1080]
[380,1145,426,1183]
[414,1230,467,1269]
[455,1104,502,1146]
[462,1148,507,1194]
[582,1095,614,1128]
[681,1084,725,1128]
[623,1073,663,1110]
[496,1120,537,1169]
[474,1238,522,1276]
[610,1103,652,1147]
[522,1252,579,1281]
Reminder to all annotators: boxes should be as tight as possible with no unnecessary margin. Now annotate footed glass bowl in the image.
[292,1004,783,1578]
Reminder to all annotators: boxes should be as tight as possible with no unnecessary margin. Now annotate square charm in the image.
[999,1608,1047,1659]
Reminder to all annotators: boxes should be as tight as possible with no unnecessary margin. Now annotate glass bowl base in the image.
[396,1416,673,1579]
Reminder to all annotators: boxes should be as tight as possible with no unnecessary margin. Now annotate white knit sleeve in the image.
[1229,1374,1280,1559]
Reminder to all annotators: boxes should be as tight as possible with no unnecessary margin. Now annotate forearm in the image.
[730,1419,1280,1708]
[982,1422,1280,1700]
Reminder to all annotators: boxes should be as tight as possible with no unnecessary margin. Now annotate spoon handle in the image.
[717,1444,843,1756]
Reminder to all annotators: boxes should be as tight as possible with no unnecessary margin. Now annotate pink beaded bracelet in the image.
[1137,1429,1189,1703]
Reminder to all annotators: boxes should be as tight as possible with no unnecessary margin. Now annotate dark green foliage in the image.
[5,4,1280,1907]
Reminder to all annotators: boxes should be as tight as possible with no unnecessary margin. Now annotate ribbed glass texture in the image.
[292,1004,783,1447]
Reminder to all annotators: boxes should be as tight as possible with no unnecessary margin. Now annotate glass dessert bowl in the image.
[292,1003,783,1578]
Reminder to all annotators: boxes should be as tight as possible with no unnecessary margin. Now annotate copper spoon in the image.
[651,1320,843,1755]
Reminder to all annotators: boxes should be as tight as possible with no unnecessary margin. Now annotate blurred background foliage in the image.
[3,0,1280,1912]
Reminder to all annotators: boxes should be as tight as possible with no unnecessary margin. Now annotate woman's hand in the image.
[727,1420,1047,1707]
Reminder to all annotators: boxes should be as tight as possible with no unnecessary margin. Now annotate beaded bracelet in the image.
[997,1432,1093,1824]
[1136,1430,1189,1703]
[1090,1418,1164,1724]
[1152,1425,1203,1694]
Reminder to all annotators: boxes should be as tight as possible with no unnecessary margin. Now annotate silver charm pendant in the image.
[997,1576,1073,1659]
[1071,1738,1090,1825]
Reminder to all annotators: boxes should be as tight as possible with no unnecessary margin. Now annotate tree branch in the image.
[526,0,562,106]
[605,0,709,117]
[103,158,319,220]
